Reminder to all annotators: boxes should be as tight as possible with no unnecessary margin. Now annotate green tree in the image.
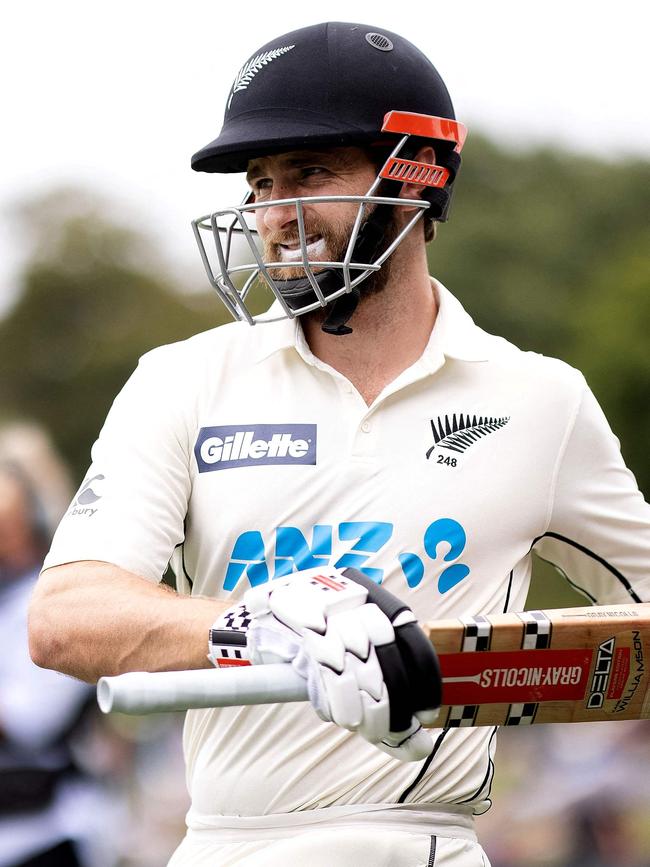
[569,230,650,494]
[0,188,224,478]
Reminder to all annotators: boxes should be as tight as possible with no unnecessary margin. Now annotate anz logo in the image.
[224,518,470,593]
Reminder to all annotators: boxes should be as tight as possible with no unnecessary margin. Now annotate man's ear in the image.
[398,146,437,208]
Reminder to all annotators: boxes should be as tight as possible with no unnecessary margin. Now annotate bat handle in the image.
[97,664,308,714]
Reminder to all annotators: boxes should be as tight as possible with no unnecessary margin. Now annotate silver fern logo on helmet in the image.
[228,45,296,109]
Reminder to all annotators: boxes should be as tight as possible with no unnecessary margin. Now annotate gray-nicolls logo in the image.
[69,473,105,517]
[228,45,295,109]
[426,414,510,458]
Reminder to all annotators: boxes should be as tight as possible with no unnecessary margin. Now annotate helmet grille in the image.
[365,32,394,51]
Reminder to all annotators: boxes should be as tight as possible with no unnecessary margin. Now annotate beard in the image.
[262,212,350,281]
[261,205,400,300]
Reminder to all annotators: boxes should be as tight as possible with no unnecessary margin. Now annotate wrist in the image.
[208,602,252,668]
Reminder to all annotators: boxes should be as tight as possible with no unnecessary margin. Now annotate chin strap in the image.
[274,200,396,336]
[320,288,360,336]
[321,201,396,335]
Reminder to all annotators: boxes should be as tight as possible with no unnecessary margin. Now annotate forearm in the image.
[28,561,229,682]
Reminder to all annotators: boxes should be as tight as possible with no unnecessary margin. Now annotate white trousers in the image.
[168,808,491,867]
[169,829,490,866]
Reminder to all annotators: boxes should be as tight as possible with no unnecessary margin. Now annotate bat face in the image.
[427,605,650,728]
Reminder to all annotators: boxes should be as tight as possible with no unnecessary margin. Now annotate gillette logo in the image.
[195,424,317,472]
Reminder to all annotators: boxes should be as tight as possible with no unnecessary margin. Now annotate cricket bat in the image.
[97,603,650,727]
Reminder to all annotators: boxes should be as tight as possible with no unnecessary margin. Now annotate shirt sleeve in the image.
[43,347,192,583]
[533,379,650,604]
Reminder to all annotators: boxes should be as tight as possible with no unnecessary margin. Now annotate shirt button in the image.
[361,420,371,433]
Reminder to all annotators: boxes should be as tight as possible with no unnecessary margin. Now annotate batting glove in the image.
[208,567,441,762]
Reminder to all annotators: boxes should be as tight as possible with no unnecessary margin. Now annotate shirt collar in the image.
[252,278,492,364]
[426,278,491,363]
[252,304,301,363]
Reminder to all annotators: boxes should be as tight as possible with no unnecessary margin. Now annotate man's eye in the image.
[252,179,273,199]
[301,166,327,178]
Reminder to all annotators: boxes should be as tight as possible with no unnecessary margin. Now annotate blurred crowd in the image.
[1,419,649,866]
[0,422,187,866]
[478,722,650,866]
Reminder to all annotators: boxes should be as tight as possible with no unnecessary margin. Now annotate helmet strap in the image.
[320,288,361,335]
[321,199,396,335]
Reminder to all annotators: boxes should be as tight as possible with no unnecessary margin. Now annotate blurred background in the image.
[1,1,648,864]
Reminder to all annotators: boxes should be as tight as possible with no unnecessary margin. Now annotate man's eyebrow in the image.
[246,151,355,183]
[284,152,347,166]
[245,164,266,184]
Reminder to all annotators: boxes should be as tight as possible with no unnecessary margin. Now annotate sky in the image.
[2,0,648,312]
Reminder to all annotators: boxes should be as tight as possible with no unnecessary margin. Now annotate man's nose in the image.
[261,199,299,233]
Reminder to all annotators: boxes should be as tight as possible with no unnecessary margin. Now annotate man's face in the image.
[246,147,379,281]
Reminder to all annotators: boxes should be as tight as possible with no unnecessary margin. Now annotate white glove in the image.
[208,567,441,762]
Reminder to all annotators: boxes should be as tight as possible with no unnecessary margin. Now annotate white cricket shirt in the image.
[45,279,650,825]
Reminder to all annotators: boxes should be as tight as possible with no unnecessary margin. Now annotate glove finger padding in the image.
[299,604,392,740]
[342,568,442,744]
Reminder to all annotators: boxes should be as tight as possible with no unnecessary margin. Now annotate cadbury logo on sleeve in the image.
[194,424,317,472]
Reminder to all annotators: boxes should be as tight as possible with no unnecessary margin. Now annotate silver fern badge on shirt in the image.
[426,414,510,458]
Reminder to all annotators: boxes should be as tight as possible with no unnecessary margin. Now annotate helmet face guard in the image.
[192,111,467,326]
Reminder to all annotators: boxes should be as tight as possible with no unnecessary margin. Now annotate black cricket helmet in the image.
[191,22,466,332]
